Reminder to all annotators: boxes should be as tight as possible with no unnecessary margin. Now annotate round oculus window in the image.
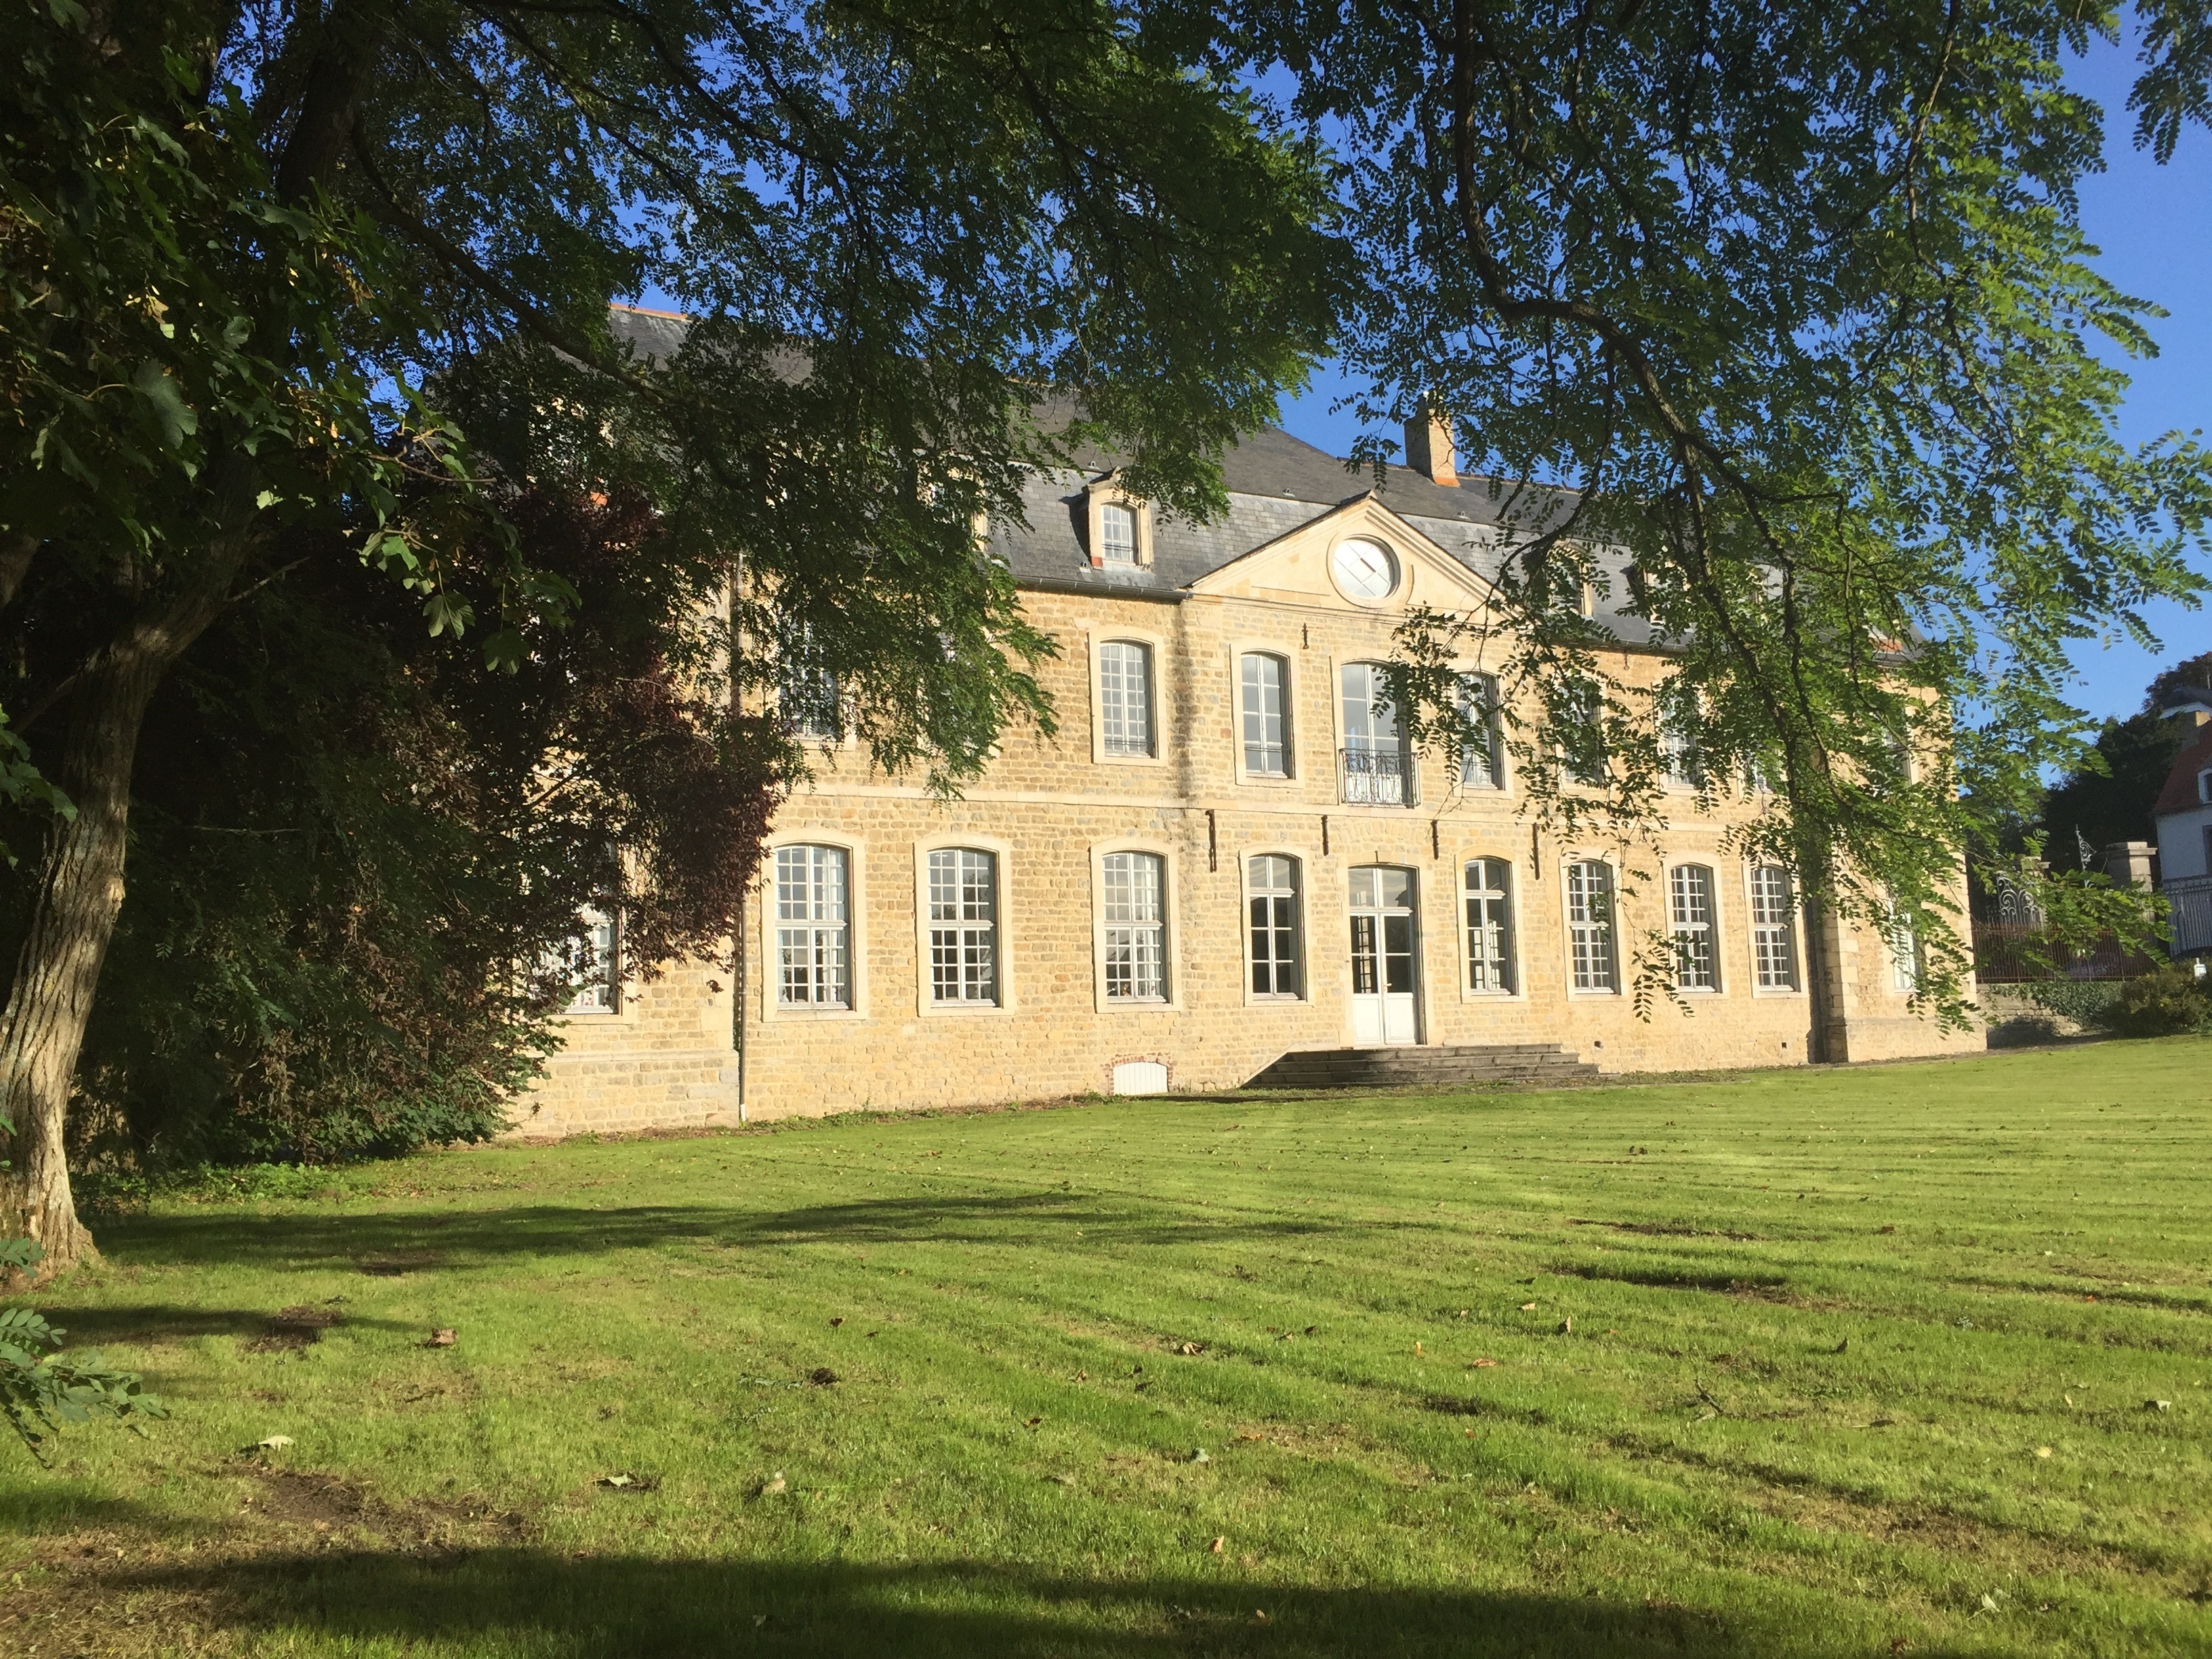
[1331,537,1399,600]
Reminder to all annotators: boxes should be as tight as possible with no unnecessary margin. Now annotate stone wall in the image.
[511,572,1982,1132]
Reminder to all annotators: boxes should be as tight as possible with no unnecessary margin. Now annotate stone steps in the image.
[1245,1042,1600,1091]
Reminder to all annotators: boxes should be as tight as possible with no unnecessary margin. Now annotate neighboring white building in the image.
[2154,702,2212,958]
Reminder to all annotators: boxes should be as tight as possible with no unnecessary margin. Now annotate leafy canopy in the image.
[1206,0,2212,1025]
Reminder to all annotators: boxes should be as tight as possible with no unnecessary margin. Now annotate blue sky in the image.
[1273,37,2211,723]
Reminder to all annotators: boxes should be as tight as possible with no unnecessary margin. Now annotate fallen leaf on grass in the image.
[829,1317,844,1328]
[1254,1610,1272,1625]
[756,1472,786,1496]
[1304,1326,1319,1336]
[2146,1399,2173,1412]
[1176,1342,1205,1356]
[1023,1416,1043,1429]
[423,1329,457,1348]
[239,1435,294,1455]
[1210,1536,1225,1553]
[1519,1303,1538,1311]
[598,1472,659,1491]
[1189,1448,1210,1465]
[808,1368,839,1387]
[1046,1474,1076,1487]
[2034,1446,2053,1458]
[1471,1358,1498,1369]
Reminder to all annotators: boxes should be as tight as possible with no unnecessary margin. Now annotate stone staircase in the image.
[1245,1042,1600,1092]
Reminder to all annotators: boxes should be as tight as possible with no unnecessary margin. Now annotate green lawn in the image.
[5,1039,2211,1657]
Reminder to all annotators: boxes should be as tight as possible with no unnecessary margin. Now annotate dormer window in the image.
[1100,503,1137,566]
[1085,478,1151,568]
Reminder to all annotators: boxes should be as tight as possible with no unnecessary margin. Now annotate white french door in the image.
[1349,865,1418,1045]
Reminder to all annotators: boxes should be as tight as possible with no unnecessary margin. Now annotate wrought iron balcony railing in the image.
[1339,746,1416,806]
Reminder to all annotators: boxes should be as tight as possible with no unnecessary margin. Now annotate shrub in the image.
[2019,977,2126,1031]
[0,1240,165,1462]
[2108,964,2212,1038]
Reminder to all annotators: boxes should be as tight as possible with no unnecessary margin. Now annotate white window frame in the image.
[1088,629,1165,766]
[1237,649,1294,781]
[759,834,866,1021]
[1746,863,1802,994]
[914,838,1012,1016]
[1668,862,1721,992]
[777,624,844,746]
[1333,657,1412,807]
[558,906,623,1016]
[1092,844,1179,1010]
[1563,857,1620,995]
[1084,475,1153,569]
[1243,851,1305,1002]
[1461,855,1519,997]
[1885,892,1921,996]
[1456,671,1508,792]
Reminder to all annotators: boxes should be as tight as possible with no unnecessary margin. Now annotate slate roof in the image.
[602,304,1653,641]
[2154,720,2212,817]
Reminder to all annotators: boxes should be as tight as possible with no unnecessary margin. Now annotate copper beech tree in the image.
[0,0,1338,1267]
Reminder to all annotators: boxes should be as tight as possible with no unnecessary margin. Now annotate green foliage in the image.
[2109,962,2212,1037]
[2019,976,2127,1031]
[0,1238,164,1462]
[1218,1,2212,1031]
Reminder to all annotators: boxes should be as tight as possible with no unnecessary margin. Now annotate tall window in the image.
[1101,852,1167,1001]
[1566,860,1617,991]
[779,626,840,742]
[1885,892,1920,994]
[1458,673,1504,790]
[775,844,851,1008]
[1099,641,1154,757]
[1553,679,1607,786]
[1248,855,1301,997]
[1464,858,1515,992]
[927,848,998,1005]
[1340,661,1409,804]
[1240,653,1290,776]
[563,908,619,1013]
[1099,501,1138,565]
[1750,865,1799,989]
[1669,865,1719,990]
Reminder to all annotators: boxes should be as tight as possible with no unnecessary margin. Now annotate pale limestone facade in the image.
[511,426,1980,1136]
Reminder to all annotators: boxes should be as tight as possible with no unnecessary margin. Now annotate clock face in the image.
[1332,537,1399,600]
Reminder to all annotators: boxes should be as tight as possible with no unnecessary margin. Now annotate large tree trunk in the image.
[0,540,253,1273]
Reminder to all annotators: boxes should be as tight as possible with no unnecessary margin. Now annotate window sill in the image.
[1749,987,1805,998]
[1096,752,1166,767]
[1236,771,1301,788]
[765,1004,864,1021]
[1101,996,1178,1012]
[1244,991,1307,1005]
[922,1000,1013,1018]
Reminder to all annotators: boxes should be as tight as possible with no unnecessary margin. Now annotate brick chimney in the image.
[1404,412,1456,487]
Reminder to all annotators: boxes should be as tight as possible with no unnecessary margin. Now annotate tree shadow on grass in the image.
[115,1547,1960,1659]
[41,1305,417,1347]
[92,1192,1338,1276]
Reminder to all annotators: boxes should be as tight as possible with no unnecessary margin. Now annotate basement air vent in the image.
[1111,1061,1168,1097]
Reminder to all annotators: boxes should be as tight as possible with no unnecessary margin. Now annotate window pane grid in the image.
[1459,674,1504,789]
[927,848,998,1004]
[1241,654,1288,776]
[1750,865,1799,989]
[1100,503,1136,565]
[1248,855,1300,997]
[775,845,851,1008]
[1670,864,1717,989]
[1099,642,1153,756]
[1102,851,1166,1000]
[1567,860,1616,991]
[1463,858,1515,992]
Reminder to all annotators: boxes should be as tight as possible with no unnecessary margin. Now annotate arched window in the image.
[1248,855,1302,997]
[1669,865,1718,990]
[1099,501,1139,565]
[1240,653,1290,777]
[775,845,850,1008]
[1101,851,1167,1001]
[1098,641,1155,757]
[1565,860,1617,991]
[1464,858,1515,992]
[1749,865,1799,989]
[1340,661,1410,804]
[927,848,998,1005]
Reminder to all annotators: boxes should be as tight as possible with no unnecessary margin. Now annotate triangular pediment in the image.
[1185,494,1498,617]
